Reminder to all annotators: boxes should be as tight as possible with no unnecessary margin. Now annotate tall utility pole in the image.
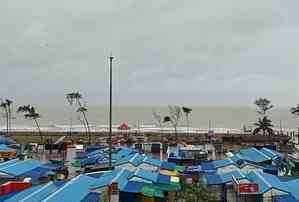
[109,54,114,170]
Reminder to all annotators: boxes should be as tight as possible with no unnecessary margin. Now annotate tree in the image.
[253,116,274,136]
[152,110,163,128]
[66,92,91,144]
[254,98,273,115]
[290,104,299,144]
[17,105,43,143]
[182,106,192,136]
[253,98,274,135]
[0,99,13,136]
[176,181,209,202]
[164,106,182,141]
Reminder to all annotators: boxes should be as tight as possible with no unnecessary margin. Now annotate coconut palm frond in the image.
[182,107,192,114]
[290,104,299,116]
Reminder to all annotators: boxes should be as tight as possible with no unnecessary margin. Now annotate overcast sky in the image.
[1,0,299,107]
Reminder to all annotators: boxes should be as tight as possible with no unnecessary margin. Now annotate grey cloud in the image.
[0,0,299,106]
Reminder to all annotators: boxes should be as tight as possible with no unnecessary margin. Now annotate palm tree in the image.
[66,92,91,144]
[182,106,192,136]
[66,93,76,140]
[253,98,274,136]
[164,106,182,141]
[17,105,43,143]
[290,104,299,144]
[0,99,13,136]
[6,99,13,134]
[253,116,274,136]
[291,104,299,116]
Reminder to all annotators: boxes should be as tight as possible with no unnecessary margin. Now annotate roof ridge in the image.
[129,153,139,163]
[20,181,54,202]
[255,148,271,159]
[42,175,82,202]
[112,168,125,183]
[263,148,276,156]
[1,160,30,170]
[254,171,272,190]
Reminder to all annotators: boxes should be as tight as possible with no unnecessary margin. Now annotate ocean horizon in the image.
[1,105,299,130]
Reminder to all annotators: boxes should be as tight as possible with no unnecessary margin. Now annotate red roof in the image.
[118,123,130,130]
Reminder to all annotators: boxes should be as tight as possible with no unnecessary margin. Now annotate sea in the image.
[1,105,299,131]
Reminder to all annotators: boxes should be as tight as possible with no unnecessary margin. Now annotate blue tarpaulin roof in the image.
[161,162,176,170]
[81,192,101,202]
[201,162,216,173]
[212,159,235,168]
[236,148,271,163]
[275,194,299,202]
[143,157,162,167]
[0,144,15,153]
[247,171,289,194]
[90,170,120,188]
[21,167,54,184]
[0,184,45,202]
[91,169,133,190]
[157,174,171,184]
[42,175,98,202]
[260,148,283,159]
[221,170,246,184]
[0,159,43,176]
[205,170,246,185]
[282,179,299,200]
[129,154,145,166]
[205,175,223,185]
[0,136,15,145]
[14,181,64,202]
[134,169,159,183]
[115,153,138,166]
[113,148,137,161]
[122,181,145,193]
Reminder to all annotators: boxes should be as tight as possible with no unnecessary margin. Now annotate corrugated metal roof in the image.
[129,154,145,166]
[90,170,119,188]
[237,148,271,163]
[134,169,159,183]
[161,162,176,170]
[122,181,145,193]
[205,170,246,185]
[42,175,98,202]
[260,148,283,159]
[0,184,44,202]
[113,148,136,161]
[282,179,299,200]
[201,162,216,173]
[221,170,246,184]
[81,192,101,202]
[17,181,65,202]
[212,159,235,168]
[0,160,43,176]
[156,174,171,184]
[205,174,223,185]
[115,153,137,166]
[0,145,15,153]
[143,157,162,167]
[275,194,299,202]
[90,169,133,190]
[247,171,289,194]
[0,159,20,169]
[0,137,15,145]
[21,166,54,184]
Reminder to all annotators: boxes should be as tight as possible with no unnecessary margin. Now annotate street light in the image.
[109,54,114,170]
